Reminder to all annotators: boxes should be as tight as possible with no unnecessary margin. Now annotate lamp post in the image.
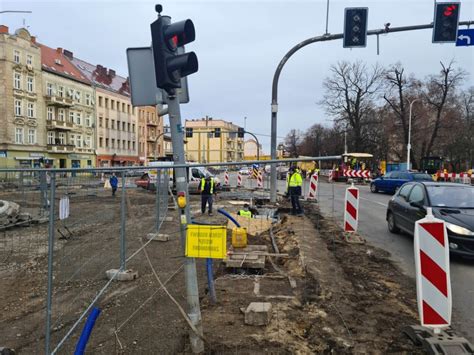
[407,99,420,170]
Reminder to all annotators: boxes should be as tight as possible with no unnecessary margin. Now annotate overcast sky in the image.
[2,0,473,152]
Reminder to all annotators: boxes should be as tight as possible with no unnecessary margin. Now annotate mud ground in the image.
[0,186,424,354]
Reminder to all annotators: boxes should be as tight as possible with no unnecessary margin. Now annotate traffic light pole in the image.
[269,19,474,203]
[167,90,205,353]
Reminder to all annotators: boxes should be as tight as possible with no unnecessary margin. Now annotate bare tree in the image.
[421,60,466,157]
[283,129,302,157]
[321,61,385,151]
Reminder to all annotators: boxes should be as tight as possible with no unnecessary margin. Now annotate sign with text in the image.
[185,225,227,259]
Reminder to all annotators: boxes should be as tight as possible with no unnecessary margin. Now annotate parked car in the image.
[239,166,250,175]
[277,165,289,180]
[370,171,433,194]
[387,182,474,258]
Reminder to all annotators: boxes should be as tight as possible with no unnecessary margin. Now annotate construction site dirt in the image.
[0,187,423,354]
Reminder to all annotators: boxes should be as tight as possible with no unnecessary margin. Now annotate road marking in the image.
[360,197,387,207]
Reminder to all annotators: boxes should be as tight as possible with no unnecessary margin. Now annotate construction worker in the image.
[199,175,215,216]
[237,203,253,218]
[287,167,303,215]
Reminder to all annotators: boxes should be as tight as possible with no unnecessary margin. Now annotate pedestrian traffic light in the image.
[185,127,193,138]
[150,11,198,94]
[433,2,461,43]
[214,128,221,138]
[343,7,368,48]
[237,127,245,138]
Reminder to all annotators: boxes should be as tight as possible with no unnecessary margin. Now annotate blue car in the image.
[370,171,433,194]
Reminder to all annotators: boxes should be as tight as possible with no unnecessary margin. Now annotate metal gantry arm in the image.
[270,20,474,202]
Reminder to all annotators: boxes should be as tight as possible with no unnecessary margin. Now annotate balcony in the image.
[146,118,159,126]
[47,143,75,153]
[147,135,157,142]
[45,95,74,107]
[47,120,75,131]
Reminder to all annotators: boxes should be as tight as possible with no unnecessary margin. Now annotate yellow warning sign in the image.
[185,225,227,259]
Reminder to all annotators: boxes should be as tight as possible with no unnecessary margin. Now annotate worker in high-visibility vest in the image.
[199,176,215,216]
[287,167,303,215]
[237,204,253,218]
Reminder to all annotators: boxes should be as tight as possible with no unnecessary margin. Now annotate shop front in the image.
[97,154,140,167]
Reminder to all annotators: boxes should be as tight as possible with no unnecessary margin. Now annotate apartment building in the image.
[67,53,138,166]
[184,117,244,163]
[0,26,46,168]
[40,45,95,168]
[137,106,164,163]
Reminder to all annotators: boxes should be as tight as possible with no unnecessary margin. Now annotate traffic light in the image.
[343,8,368,48]
[150,14,198,94]
[237,127,245,138]
[433,2,461,43]
[185,127,193,138]
[214,128,221,138]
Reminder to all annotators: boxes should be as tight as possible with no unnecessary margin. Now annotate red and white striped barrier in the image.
[343,169,371,178]
[237,171,242,187]
[437,172,472,184]
[306,172,319,200]
[414,208,451,329]
[257,171,263,188]
[224,170,229,186]
[344,184,359,232]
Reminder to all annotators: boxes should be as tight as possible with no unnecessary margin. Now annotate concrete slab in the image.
[244,302,272,326]
[146,233,170,242]
[106,269,139,281]
[224,245,267,269]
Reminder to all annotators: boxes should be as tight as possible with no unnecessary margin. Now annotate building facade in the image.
[40,45,95,168]
[137,106,164,163]
[67,54,139,166]
[185,117,244,163]
[244,138,263,160]
[0,26,46,168]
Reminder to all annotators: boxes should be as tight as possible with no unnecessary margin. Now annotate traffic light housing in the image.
[185,127,193,138]
[433,2,461,43]
[343,8,368,48]
[237,127,245,138]
[214,128,221,138]
[150,15,198,94]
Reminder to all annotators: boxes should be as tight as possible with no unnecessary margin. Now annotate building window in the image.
[58,132,65,145]
[133,141,136,150]
[117,140,121,149]
[99,137,103,148]
[75,91,81,103]
[127,104,130,114]
[76,135,82,148]
[123,140,126,150]
[27,76,34,92]
[105,118,109,128]
[28,129,36,144]
[85,136,92,148]
[117,120,120,131]
[27,102,35,118]
[111,100,115,110]
[75,112,82,125]
[14,100,22,116]
[47,131,55,145]
[123,122,126,131]
[99,117,103,127]
[14,72,21,89]
[128,141,131,150]
[58,109,65,121]
[46,83,53,96]
[69,111,74,123]
[111,139,115,148]
[15,128,24,144]
[98,96,103,107]
[47,107,54,120]
[26,54,33,65]
[85,94,91,106]
[58,86,64,97]
[122,103,126,112]
[111,120,115,129]
[105,138,109,147]
[105,98,109,108]
[132,124,135,133]
[127,122,130,132]
[13,50,20,64]
[85,114,91,127]
[70,134,75,145]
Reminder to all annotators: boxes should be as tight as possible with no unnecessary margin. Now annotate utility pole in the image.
[407,99,420,170]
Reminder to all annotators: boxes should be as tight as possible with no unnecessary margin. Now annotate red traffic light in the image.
[443,5,456,16]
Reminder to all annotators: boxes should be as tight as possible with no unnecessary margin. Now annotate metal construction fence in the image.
[0,158,343,354]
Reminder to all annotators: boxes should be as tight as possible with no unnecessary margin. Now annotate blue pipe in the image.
[74,307,101,355]
[206,258,217,304]
[217,208,241,227]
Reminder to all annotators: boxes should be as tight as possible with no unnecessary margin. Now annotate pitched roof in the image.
[68,55,130,97]
[39,44,90,85]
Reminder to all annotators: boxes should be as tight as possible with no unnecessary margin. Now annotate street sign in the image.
[126,47,189,107]
[456,29,474,46]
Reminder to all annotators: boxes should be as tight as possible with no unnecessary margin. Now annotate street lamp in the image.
[0,10,32,14]
[407,98,420,170]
